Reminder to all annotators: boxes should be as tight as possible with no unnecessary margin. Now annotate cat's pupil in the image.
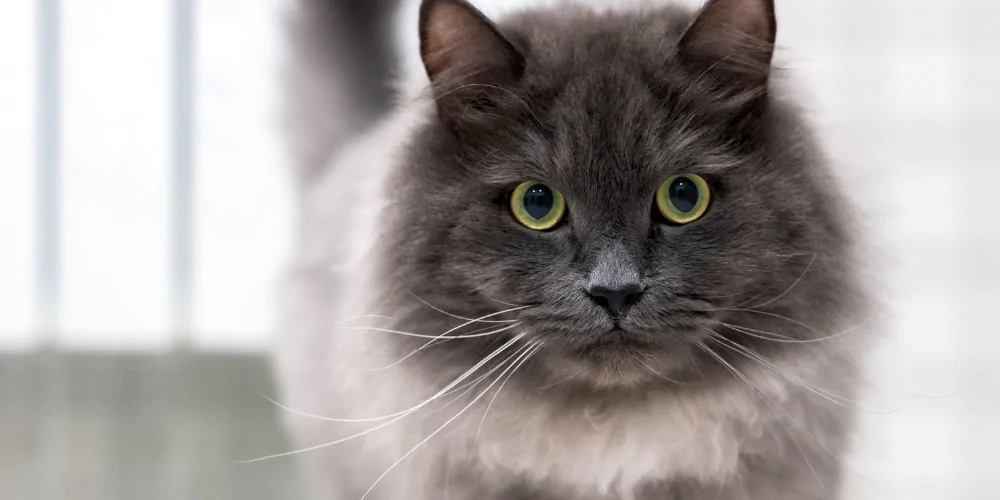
[669,177,699,213]
[523,184,555,219]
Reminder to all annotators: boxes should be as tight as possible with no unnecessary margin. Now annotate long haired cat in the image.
[275,0,869,498]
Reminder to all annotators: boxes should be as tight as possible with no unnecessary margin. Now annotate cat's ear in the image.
[678,0,776,92]
[419,0,526,128]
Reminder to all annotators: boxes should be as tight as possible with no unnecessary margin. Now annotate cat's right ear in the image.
[419,0,526,129]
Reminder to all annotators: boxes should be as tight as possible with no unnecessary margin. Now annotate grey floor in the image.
[0,353,305,500]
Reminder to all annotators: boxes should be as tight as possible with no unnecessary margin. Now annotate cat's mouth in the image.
[573,325,656,355]
[522,315,711,389]
[517,304,713,370]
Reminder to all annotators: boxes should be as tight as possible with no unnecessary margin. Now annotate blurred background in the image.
[1,0,997,499]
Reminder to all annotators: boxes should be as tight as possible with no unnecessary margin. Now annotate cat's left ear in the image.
[419,0,526,129]
[678,0,776,92]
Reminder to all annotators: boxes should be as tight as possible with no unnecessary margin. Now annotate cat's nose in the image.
[587,283,644,318]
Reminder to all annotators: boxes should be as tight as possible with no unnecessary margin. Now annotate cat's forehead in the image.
[478,78,736,195]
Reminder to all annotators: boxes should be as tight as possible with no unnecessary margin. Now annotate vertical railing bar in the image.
[171,0,195,349]
[36,0,61,348]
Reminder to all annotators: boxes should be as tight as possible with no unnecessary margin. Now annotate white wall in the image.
[0,2,38,349]
[0,0,293,352]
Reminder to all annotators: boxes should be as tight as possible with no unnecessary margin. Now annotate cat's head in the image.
[381,0,859,388]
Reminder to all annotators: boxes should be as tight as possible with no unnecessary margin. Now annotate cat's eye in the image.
[656,174,711,225]
[510,181,566,231]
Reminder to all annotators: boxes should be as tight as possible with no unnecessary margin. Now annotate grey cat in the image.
[275,0,870,499]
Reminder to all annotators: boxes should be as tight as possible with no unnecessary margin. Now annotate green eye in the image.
[510,181,566,231]
[656,174,711,225]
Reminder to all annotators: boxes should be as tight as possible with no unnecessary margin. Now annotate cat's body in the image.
[276,1,870,499]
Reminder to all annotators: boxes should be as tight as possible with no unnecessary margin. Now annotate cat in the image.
[274,0,871,498]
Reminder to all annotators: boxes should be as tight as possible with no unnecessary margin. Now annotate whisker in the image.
[261,344,531,424]
[336,314,397,325]
[367,306,530,369]
[474,342,544,447]
[689,291,747,300]
[421,342,538,417]
[473,289,529,308]
[345,323,518,340]
[418,304,531,334]
[418,322,520,351]
[693,339,825,490]
[695,289,770,312]
[695,339,878,491]
[536,369,586,391]
[749,245,818,310]
[239,334,527,463]
[702,329,908,415]
[907,368,991,400]
[698,203,819,312]
[358,342,543,500]
[361,323,522,372]
[711,308,825,335]
[720,320,865,344]
[411,293,519,324]
[636,358,697,386]
[720,322,797,342]
[348,304,529,340]
[723,290,767,310]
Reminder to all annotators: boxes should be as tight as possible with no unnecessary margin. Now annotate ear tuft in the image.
[419,0,525,128]
[678,0,776,90]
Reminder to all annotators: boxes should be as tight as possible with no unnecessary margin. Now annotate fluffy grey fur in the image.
[275,0,870,499]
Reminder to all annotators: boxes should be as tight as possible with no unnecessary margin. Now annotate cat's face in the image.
[384,0,855,387]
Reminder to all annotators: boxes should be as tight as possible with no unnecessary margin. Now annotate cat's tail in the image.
[282,0,401,188]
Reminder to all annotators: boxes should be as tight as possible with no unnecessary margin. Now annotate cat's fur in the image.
[275,0,870,499]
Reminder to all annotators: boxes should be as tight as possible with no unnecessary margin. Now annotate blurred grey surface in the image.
[0,353,304,500]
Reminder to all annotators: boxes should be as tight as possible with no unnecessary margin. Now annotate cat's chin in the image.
[539,334,702,391]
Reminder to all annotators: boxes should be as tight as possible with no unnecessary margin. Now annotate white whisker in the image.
[910,369,991,399]
[637,358,693,386]
[348,305,529,340]
[361,323,522,372]
[721,320,865,344]
[261,344,531,424]
[702,329,908,415]
[473,289,527,308]
[536,369,585,391]
[699,203,820,312]
[695,338,878,491]
[716,308,825,335]
[474,342,543,447]
[358,342,542,500]
[345,324,515,340]
[417,322,521,351]
[411,294,519,323]
[749,245,817,309]
[357,307,529,372]
[421,343,537,417]
[720,322,797,341]
[239,334,527,463]
[413,305,530,339]
[337,314,397,326]
[693,339,825,490]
